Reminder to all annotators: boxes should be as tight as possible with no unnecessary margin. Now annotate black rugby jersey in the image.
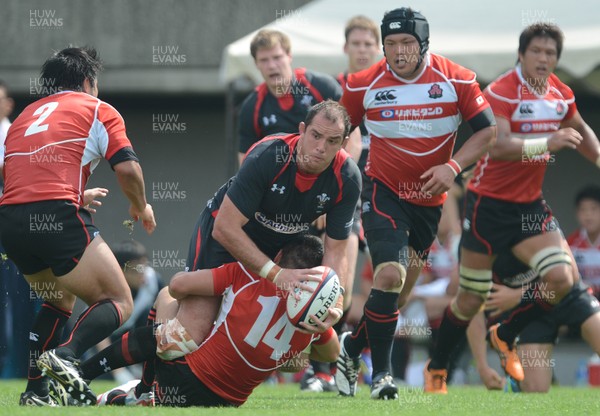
[209,133,361,259]
[238,68,342,154]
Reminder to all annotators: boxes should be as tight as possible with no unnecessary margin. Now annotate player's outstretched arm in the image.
[168,269,215,300]
[114,160,156,234]
[466,311,504,390]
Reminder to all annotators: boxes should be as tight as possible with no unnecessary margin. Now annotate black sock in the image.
[362,289,399,378]
[136,308,157,396]
[26,302,72,396]
[57,299,122,359]
[345,315,368,358]
[429,305,470,370]
[497,286,553,345]
[80,325,156,381]
[391,336,410,380]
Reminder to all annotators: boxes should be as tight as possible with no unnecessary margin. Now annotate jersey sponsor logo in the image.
[389,21,402,29]
[29,332,39,341]
[428,83,443,99]
[375,90,397,102]
[362,201,371,213]
[380,109,395,119]
[254,211,310,234]
[520,121,560,133]
[519,103,534,115]
[315,193,330,212]
[271,184,286,194]
[263,114,277,126]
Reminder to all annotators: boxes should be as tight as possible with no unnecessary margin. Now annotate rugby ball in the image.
[286,266,342,328]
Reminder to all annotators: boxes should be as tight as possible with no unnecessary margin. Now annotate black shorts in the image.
[154,358,234,407]
[461,191,559,255]
[489,280,600,344]
[361,178,442,269]
[0,200,98,276]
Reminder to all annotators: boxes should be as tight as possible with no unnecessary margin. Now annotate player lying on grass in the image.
[42,235,340,407]
[467,240,600,392]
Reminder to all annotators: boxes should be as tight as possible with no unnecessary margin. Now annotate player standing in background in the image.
[0,47,156,406]
[425,23,600,394]
[301,15,382,394]
[568,185,600,298]
[237,29,353,165]
[336,8,496,399]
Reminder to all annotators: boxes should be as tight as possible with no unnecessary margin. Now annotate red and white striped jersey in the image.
[469,66,576,202]
[341,54,489,207]
[568,228,600,290]
[185,262,332,406]
[1,91,132,205]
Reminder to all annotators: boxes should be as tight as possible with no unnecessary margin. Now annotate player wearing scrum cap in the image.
[425,23,600,394]
[336,7,496,399]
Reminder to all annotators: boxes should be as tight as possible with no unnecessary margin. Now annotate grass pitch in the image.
[1,380,599,415]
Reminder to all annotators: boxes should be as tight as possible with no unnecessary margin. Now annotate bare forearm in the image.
[452,126,496,168]
[212,225,271,276]
[115,162,147,212]
[323,236,349,289]
[466,311,489,370]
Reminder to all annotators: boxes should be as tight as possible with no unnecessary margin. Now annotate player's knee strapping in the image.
[459,265,493,299]
[528,246,571,278]
[373,261,407,293]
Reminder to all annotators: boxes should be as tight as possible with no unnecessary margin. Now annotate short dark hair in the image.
[305,100,352,138]
[575,185,600,206]
[519,23,564,60]
[40,46,103,92]
[112,240,147,269]
[278,234,324,269]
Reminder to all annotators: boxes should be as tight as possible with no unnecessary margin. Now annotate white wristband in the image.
[596,155,600,169]
[259,260,276,279]
[523,138,548,157]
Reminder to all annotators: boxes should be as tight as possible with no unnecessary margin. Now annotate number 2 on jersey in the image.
[24,102,59,137]
[244,296,296,360]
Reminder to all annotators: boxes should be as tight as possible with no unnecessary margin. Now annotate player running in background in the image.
[467,244,600,392]
[0,47,156,406]
[336,7,496,399]
[301,15,382,394]
[567,185,600,298]
[425,23,600,393]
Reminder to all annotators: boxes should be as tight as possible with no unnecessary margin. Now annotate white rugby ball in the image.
[286,266,341,328]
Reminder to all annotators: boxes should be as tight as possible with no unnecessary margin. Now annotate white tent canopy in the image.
[220,0,600,87]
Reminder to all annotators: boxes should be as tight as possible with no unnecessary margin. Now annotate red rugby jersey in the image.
[341,54,489,207]
[469,67,576,202]
[186,262,332,406]
[1,91,132,205]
